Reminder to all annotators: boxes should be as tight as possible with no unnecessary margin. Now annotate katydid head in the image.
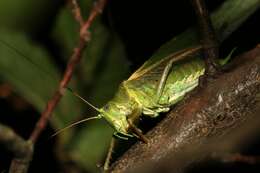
[0,39,139,139]
[100,102,130,134]
[99,85,142,136]
[63,87,132,136]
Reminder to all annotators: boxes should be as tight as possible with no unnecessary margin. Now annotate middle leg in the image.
[103,137,116,171]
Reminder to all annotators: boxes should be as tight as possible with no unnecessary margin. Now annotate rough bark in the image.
[111,45,260,173]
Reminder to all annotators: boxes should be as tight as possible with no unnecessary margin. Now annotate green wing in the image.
[127,46,202,81]
[128,0,260,81]
[128,31,200,81]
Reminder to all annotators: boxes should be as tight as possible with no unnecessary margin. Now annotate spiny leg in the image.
[156,61,173,102]
[191,0,220,77]
[155,46,202,104]
[127,119,148,143]
[103,137,116,171]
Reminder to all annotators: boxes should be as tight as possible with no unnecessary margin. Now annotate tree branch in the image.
[111,45,260,172]
[29,0,107,145]
[0,124,33,173]
[6,0,107,172]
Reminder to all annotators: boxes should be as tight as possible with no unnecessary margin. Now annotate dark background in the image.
[0,0,259,172]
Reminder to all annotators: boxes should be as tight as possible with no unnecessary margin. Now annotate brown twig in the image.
[80,0,107,41]
[29,0,107,144]
[191,0,219,75]
[70,0,85,26]
[0,124,33,173]
[6,0,107,172]
[111,46,260,172]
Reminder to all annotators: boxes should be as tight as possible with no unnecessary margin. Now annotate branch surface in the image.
[111,46,260,172]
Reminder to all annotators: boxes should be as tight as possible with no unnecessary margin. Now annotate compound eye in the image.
[103,104,110,111]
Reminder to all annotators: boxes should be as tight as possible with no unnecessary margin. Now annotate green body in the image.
[99,46,207,135]
[98,46,231,137]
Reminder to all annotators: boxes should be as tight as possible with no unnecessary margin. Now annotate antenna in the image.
[66,87,102,113]
[0,39,105,136]
[0,39,102,113]
[52,88,103,137]
[51,115,102,137]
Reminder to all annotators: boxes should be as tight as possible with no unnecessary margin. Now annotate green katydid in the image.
[0,0,259,171]
[0,37,233,171]
[58,44,232,170]
[52,44,233,141]
[0,38,231,140]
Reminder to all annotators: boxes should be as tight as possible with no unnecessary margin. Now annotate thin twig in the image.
[29,0,107,144]
[5,1,107,172]
[80,0,107,41]
[0,124,33,173]
[70,0,85,26]
[191,0,219,75]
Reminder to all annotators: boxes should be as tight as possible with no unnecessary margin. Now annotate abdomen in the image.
[159,58,205,105]
[126,57,205,109]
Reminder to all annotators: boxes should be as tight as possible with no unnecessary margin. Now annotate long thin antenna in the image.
[0,39,102,113]
[51,115,102,137]
[66,87,101,113]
